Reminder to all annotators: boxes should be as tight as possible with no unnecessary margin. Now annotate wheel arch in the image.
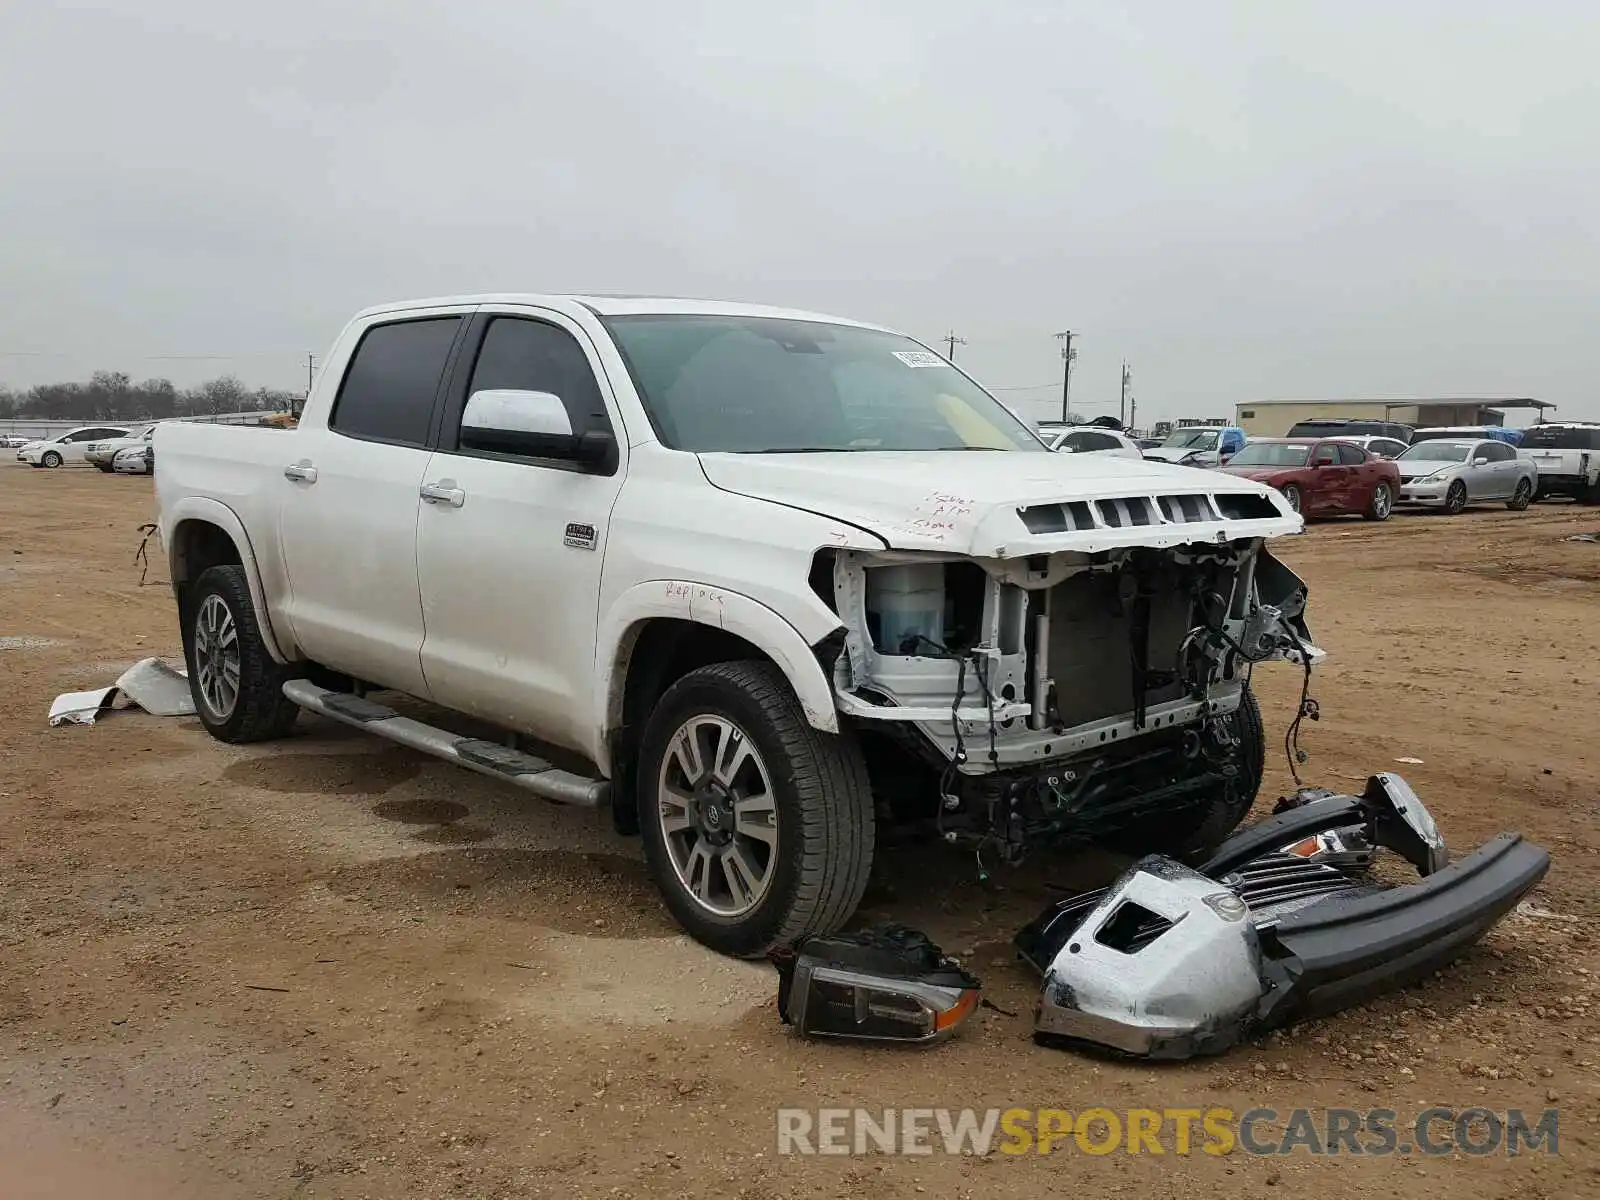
[164,498,293,664]
[596,583,844,830]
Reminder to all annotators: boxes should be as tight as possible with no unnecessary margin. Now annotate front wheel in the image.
[637,660,874,958]
[1506,478,1533,511]
[95,463,114,473]
[1281,484,1303,515]
[1444,481,1468,515]
[41,451,62,468]
[182,565,299,743]
[1364,482,1393,521]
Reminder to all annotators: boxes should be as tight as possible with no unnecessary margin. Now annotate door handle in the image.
[283,462,318,483]
[420,482,466,508]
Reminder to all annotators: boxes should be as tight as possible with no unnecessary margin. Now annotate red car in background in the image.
[1216,438,1400,521]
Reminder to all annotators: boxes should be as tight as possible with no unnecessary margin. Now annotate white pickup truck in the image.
[155,294,1313,956]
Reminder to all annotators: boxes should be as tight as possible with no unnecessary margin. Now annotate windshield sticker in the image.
[892,350,947,368]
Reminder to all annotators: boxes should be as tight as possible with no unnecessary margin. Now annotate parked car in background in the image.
[1045,427,1143,459]
[1409,425,1523,446]
[1142,425,1247,467]
[1218,438,1400,520]
[1330,434,1409,460]
[112,443,153,474]
[85,424,158,471]
[1285,417,1414,443]
[1394,438,1537,513]
[1516,422,1600,503]
[18,425,134,467]
[1,434,32,449]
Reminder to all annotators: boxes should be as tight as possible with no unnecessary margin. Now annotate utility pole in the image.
[1119,361,1132,426]
[942,330,966,361]
[1053,331,1076,423]
[306,353,316,396]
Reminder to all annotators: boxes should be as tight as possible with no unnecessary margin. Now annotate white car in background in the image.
[19,425,134,467]
[85,424,159,471]
[1,434,32,449]
[1331,434,1409,460]
[1045,427,1144,459]
[113,442,154,474]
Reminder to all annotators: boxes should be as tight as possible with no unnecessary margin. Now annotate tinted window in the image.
[1064,430,1119,451]
[331,317,461,446]
[1480,442,1513,462]
[1371,439,1405,458]
[1312,444,1338,466]
[462,317,611,443]
[1336,443,1367,465]
[1521,425,1600,450]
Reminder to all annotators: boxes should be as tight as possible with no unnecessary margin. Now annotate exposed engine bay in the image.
[1014,773,1550,1059]
[816,536,1320,864]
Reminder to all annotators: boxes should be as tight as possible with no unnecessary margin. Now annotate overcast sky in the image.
[2,0,1596,423]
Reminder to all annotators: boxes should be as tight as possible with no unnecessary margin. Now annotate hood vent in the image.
[1018,492,1247,534]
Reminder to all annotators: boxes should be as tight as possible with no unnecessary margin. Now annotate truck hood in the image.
[697,451,1300,555]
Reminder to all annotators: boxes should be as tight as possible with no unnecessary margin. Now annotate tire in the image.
[1444,481,1467,515]
[1506,478,1533,511]
[41,451,62,468]
[95,463,114,473]
[636,660,874,958]
[1100,685,1265,861]
[181,565,299,743]
[1364,482,1393,521]
[1582,481,1600,507]
[1281,484,1302,515]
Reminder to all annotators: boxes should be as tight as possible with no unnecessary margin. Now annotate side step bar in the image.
[281,680,608,808]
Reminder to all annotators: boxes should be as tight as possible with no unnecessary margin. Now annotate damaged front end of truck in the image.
[813,477,1315,864]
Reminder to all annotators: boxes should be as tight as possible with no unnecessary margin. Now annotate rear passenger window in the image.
[459,317,610,444]
[331,317,462,447]
[1336,443,1367,465]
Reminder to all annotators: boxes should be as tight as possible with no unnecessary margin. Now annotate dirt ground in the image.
[1,461,1597,1199]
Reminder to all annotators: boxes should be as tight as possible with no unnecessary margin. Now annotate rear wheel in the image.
[41,451,62,468]
[1444,481,1467,515]
[182,565,299,743]
[1364,482,1393,521]
[1583,481,1600,506]
[1099,685,1265,861]
[637,660,874,958]
[1506,478,1533,511]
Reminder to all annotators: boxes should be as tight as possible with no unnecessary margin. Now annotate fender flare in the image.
[596,580,840,774]
[162,496,294,664]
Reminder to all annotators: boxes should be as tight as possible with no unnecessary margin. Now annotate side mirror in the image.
[1472,457,1490,467]
[459,389,613,467]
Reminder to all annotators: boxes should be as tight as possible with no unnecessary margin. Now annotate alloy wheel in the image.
[656,714,778,917]
[193,593,241,720]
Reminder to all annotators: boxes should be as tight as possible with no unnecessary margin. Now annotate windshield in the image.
[1161,429,1218,450]
[602,316,1045,453]
[1226,442,1310,467]
[1398,441,1473,463]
